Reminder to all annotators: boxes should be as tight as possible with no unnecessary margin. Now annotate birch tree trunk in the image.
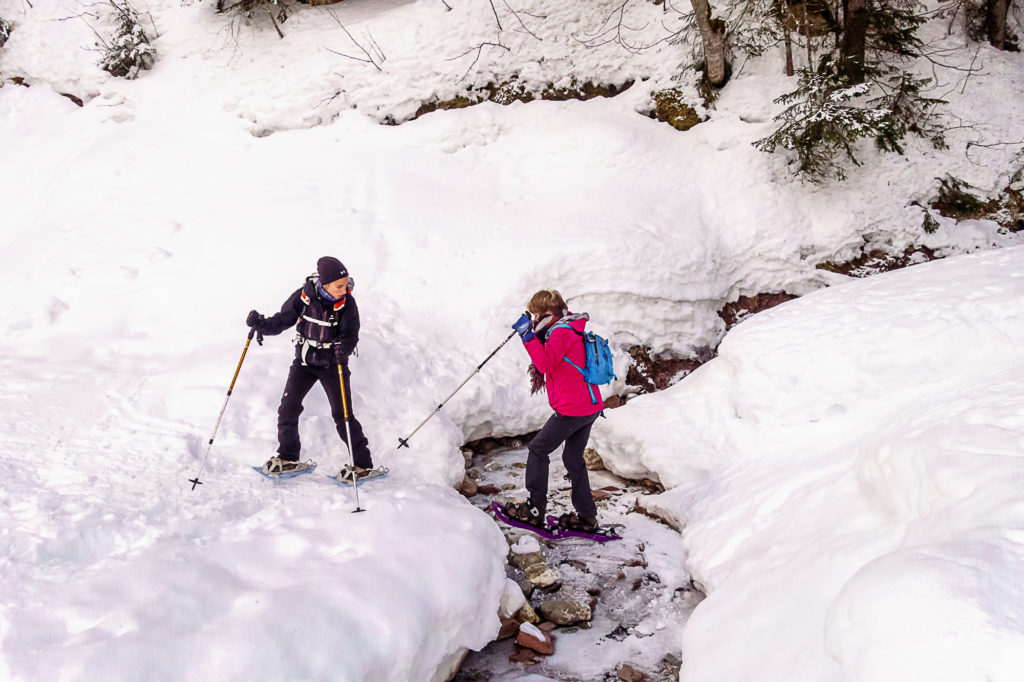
[689,0,728,86]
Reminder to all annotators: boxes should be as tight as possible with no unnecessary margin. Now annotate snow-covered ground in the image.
[593,246,1024,681]
[2,0,1023,679]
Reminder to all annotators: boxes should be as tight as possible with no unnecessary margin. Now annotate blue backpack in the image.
[550,323,616,404]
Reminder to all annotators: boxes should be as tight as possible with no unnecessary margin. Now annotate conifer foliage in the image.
[753,0,948,181]
[0,16,12,49]
[99,1,155,79]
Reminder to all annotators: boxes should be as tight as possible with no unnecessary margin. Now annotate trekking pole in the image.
[189,326,263,491]
[398,330,517,449]
[337,364,364,513]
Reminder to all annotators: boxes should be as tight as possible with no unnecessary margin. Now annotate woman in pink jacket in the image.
[506,290,603,533]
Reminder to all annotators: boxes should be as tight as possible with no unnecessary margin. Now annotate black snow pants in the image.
[525,411,600,519]
[276,359,372,469]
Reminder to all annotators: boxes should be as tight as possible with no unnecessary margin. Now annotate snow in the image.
[591,246,1024,681]
[1,0,1023,679]
[518,621,544,641]
[510,535,541,555]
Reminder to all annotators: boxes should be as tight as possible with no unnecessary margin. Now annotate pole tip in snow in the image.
[397,438,409,449]
[188,478,203,490]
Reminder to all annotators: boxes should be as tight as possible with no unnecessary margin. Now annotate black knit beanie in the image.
[317,256,349,284]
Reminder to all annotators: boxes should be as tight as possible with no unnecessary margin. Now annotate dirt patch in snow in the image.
[394,77,635,124]
[816,246,938,278]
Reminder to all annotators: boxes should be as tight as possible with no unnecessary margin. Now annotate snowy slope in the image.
[592,246,1024,681]
[1,0,1023,679]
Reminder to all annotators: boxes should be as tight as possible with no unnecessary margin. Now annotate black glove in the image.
[246,310,265,330]
[333,344,347,366]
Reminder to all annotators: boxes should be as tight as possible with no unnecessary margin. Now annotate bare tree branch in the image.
[449,40,511,80]
[488,0,502,30]
[502,0,544,40]
[323,8,384,71]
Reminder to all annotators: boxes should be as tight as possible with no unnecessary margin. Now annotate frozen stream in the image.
[455,443,702,681]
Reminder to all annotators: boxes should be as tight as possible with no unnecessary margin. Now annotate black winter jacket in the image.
[261,276,360,368]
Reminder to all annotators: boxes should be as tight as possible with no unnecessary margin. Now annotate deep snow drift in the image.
[2,0,1023,679]
[592,246,1024,682]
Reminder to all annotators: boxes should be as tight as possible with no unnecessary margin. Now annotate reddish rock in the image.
[592,489,612,502]
[516,625,555,656]
[509,646,542,664]
[497,617,520,641]
[603,394,627,409]
[538,622,558,632]
[477,484,500,495]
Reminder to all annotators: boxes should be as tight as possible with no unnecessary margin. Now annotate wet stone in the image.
[526,564,560,588]
[617,662,646,682]
[497,617,519,641]
[515,601,540,624]
[538,599,592,625]
[516,623,554,656]
[458,475,478,497]
[510,551,545,572]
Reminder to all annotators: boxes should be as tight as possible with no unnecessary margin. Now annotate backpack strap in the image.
[551,324,598,404]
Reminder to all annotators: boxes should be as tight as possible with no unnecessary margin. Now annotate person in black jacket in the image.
[246,256,376,480]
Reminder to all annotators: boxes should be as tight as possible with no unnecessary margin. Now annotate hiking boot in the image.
[262,457,310,477]
[504,500,547,528]
[335,465,388,484]
[557,512,598,533]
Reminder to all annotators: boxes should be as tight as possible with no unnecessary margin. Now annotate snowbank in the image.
[2,480,508,681]
[592,246,1024,681]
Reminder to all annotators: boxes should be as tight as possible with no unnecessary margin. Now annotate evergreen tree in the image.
[754,0,947,180]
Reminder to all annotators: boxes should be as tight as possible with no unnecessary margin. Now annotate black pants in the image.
[277,360,372,468]
[525,412,600,519]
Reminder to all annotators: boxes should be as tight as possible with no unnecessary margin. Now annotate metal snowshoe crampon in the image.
[254,457,317,480]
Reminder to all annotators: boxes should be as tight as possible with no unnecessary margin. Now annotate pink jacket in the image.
[524,315,603,417]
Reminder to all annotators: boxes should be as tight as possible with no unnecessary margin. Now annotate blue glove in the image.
[512,312,533,338]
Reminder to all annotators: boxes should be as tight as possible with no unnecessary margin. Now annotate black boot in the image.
[505,500,547,528]
[558,512,598,533]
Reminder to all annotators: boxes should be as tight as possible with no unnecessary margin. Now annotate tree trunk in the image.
[986,0,1010,50]
[840,0,867,83]
[689,0,728,86]
[783,28,795,76]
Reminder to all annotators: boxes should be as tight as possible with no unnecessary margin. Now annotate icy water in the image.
[455,445,702,682]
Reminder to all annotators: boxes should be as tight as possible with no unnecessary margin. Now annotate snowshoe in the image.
[253,457,317,480]
[555,512,599,534]
[492,501,560,540]
[330,465,389,488]
[504,500,547,528]
[546,513,623,542]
